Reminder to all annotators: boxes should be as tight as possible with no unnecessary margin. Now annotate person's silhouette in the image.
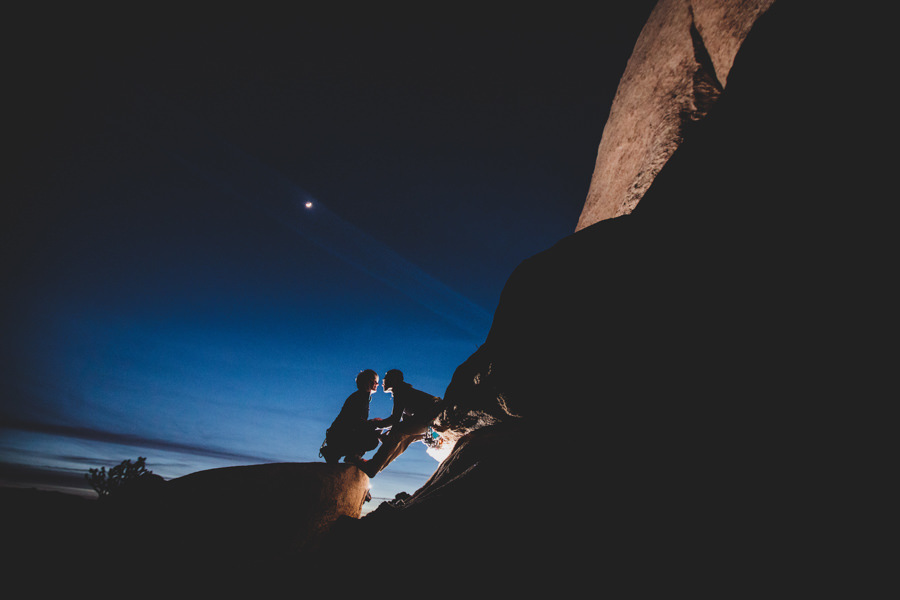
[356,369,441,477]
[320,369,381,464]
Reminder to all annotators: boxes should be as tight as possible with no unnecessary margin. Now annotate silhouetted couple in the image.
[320,369,442,478]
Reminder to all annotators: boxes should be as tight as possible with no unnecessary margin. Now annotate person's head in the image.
[356,369,379,394]
[382,369,404,393]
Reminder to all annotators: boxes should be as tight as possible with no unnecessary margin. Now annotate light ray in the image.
[128,92,492,342]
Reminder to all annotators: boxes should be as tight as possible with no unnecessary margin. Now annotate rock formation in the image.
[577,0,775,229]
[319,2,886,591]
[93,462,369,581]
[8,464,371,592]
[159,463,370,555]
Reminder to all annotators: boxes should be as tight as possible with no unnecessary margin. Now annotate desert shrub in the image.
[85,457,153,499]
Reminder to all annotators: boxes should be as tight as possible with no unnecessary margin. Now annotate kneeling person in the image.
[321,369,381,464]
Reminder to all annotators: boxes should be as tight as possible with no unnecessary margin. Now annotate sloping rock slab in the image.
[108,462,369,573]
[577,0,775,228]
[167,463,368,550]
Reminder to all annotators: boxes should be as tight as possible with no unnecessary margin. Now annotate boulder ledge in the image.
[106,462,369,573]
[163,463,370,552]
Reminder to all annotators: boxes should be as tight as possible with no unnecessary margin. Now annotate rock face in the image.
[321,3,885,591]
[7,463,371,591]
[102,462,369,576]
[576,0,775,229]
[159,463,370,555]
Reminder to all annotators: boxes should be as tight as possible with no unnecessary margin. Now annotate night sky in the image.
[3,4,657,506]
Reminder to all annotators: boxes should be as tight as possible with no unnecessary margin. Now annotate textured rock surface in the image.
[576,0,775,229]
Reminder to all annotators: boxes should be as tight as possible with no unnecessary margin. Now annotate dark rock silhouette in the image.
[124,463,369,569]
[4,487,94,576]
[6,465,369,592]
[317,2,886,590]
[175,463,367,549]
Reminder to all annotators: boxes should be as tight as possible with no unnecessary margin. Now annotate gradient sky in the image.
[3,4,656,507]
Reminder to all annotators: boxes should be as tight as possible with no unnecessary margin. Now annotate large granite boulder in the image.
[99,462,369,578]
[7,463,371,592]
[577,0,775,229]
[160,463,370,554]
[322,3,884,591]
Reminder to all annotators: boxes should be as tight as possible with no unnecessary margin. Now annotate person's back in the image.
[332,389,370,426]
[393,381,440,422]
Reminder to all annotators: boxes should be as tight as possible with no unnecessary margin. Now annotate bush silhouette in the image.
[85,457,153,499]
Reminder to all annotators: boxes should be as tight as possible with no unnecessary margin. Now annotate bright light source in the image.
[305,201,313,209]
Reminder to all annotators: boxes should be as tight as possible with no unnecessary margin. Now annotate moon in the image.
[305,201,313,209]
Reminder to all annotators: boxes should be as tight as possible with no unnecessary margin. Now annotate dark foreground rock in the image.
[118,462,369,575]
[158,462,369,556]
[4,463,369,592]
[315,3,888,592]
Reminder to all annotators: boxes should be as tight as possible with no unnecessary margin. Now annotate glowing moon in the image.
[305,201,313,209]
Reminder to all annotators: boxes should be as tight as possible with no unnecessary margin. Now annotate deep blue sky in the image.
[2,4,656,505]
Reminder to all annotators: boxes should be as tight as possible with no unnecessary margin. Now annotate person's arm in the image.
[374,395,402,428]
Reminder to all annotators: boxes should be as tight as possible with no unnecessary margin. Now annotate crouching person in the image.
[320,369,382,464]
